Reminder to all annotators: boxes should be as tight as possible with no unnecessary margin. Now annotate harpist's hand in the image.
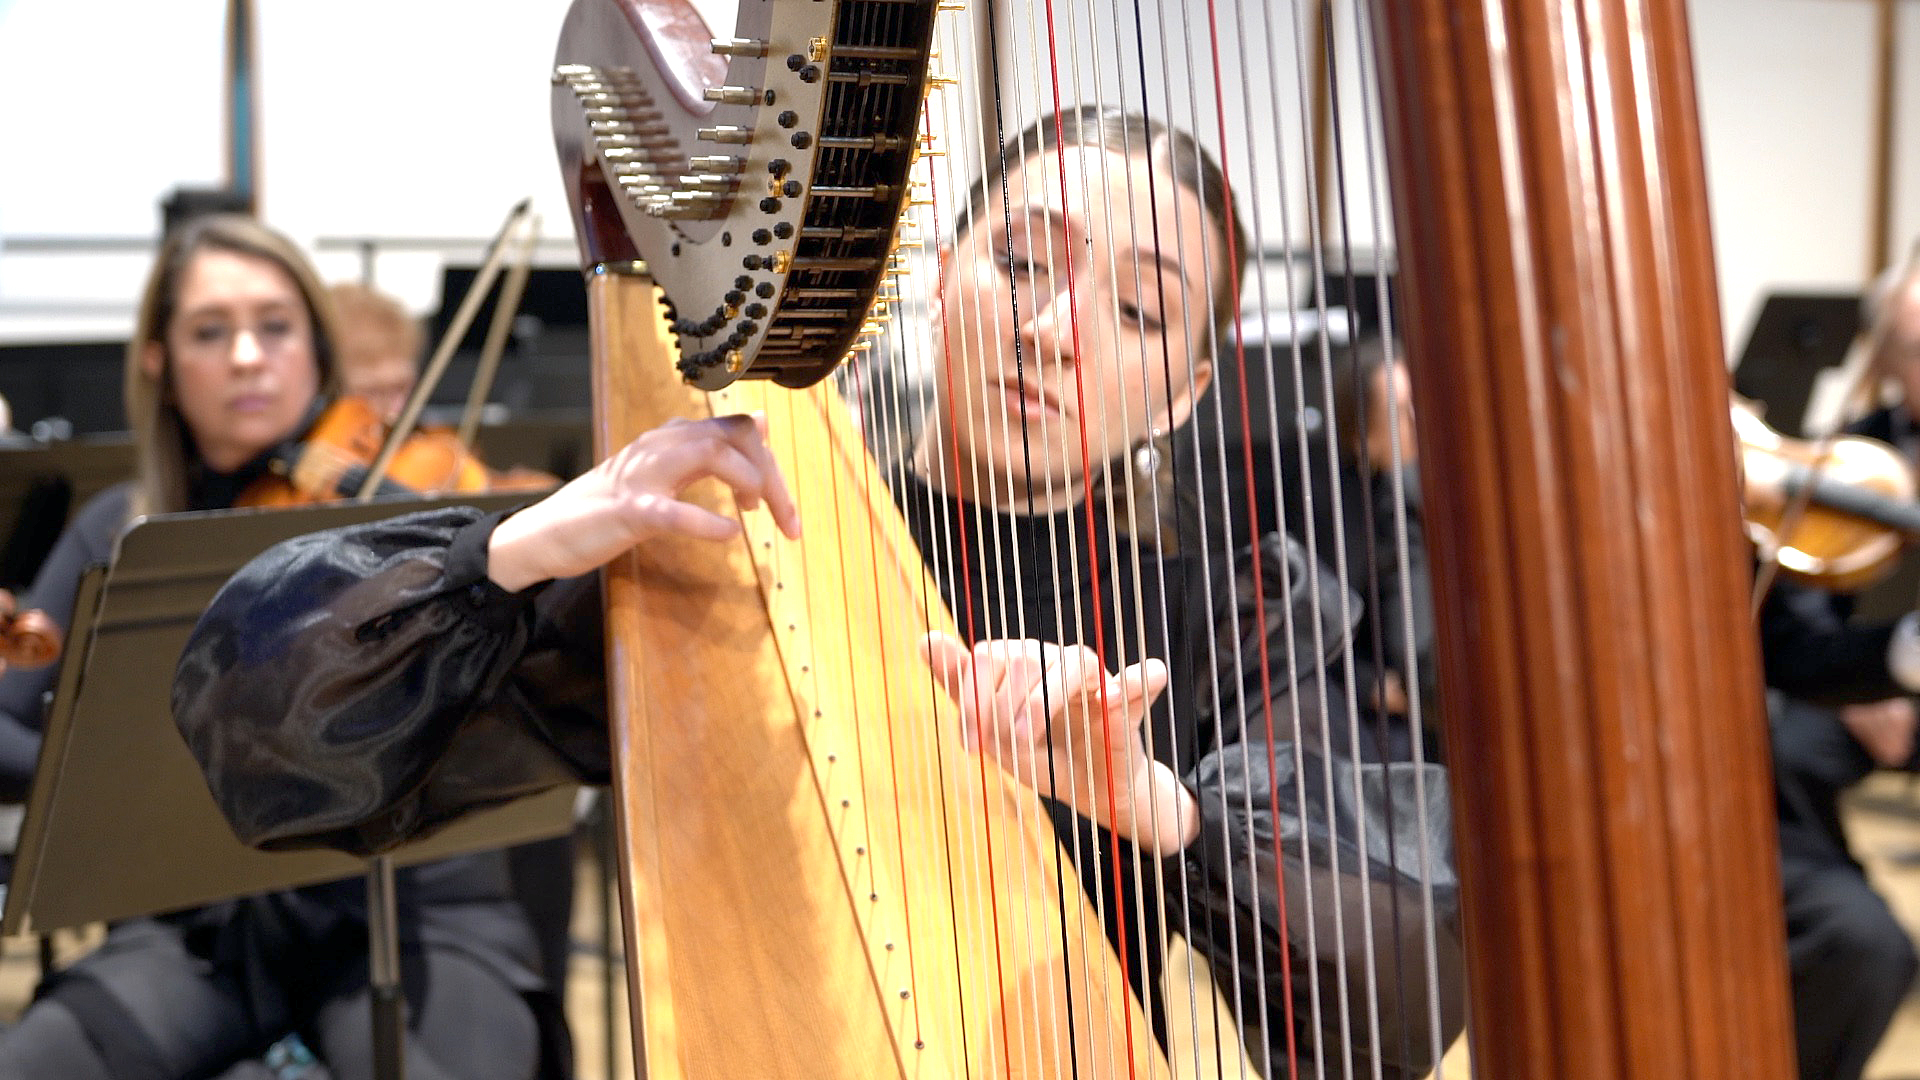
[486,413,801,591]
[920,632,1199,856]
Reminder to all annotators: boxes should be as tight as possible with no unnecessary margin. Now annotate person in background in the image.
[329,282,422,424]
[1755,243,1920,1080]
[0,214,580,1080]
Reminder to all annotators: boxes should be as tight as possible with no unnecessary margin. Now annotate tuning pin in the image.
[710,37,768,57]
[689,155,744,172]
[680,174,742,193]
[552,64,599,83]
[697,126,755,145]
[703,85,762,106]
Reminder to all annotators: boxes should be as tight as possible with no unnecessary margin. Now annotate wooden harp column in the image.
[1370,1,1797,1078]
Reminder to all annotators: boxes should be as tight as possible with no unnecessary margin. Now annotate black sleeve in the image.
[1757,576,1907,704]
[173,504,609,856]
[0,486,129,802]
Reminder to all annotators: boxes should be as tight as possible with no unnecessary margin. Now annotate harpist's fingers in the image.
[1113,658,1168,716]
[636,495,741,542]
[715,412,802,539]
[1024,644,1107,741]
[919,632,972,702]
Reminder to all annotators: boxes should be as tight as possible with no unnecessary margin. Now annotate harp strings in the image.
[777,0,1456,1071]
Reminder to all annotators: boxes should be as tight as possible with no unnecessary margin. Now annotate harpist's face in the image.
[145,250,322,473]
[925,145,1219,513]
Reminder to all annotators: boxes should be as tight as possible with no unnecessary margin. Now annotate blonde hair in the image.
[125,215,338,516]
[329,281,422,371]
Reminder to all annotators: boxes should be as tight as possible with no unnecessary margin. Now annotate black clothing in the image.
[175,465,1463,1076]
[0,469,554,1080]
[0,483,130,799]
[1758,404,1920,1080]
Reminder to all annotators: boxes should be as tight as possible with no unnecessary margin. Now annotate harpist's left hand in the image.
[920,632,1200,856]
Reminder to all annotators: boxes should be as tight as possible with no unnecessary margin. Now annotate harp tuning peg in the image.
[697,126,755,145]
[703,85,762,106]
[710,37,768,57]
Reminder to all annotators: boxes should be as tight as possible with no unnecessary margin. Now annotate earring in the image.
[1135,427,1163,476]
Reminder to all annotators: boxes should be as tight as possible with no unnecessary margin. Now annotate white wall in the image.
[1689,0,1920,354]
[0,0,1913,358]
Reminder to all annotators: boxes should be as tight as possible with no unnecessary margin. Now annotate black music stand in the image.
[1730,291,1862,437]
[0,435,135,589]
[2,495,578,1080]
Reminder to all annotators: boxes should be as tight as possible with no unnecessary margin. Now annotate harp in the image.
[550,0,1797,1077]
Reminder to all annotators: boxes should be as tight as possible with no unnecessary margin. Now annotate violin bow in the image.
[354,198,535,502]
[456,213,544,451]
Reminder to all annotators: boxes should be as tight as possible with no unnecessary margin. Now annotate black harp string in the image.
[1055,0,1195,1069]
[977,6,1089,1068]
[907,121,1000,1076]
[938,12,1033,1070]
[1006,7,1135,1073]
[1102,0,1215,1058]
[1145,0,1270,1075]
[1079,0,1216,1071]
[994,8,1096,1071]
[1346,0,1452,1067]
[908,89,1022,1062]
[1024,4,1165,1072]
[892,133,986,1074]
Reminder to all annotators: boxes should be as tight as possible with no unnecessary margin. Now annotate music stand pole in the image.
[367,854,406,1080]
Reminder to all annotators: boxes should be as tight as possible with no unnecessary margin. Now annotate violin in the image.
[1734,399,1920,590]
[0,589,61,670]
[238,395,557,507]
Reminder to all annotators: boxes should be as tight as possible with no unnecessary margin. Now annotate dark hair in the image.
[954,105,1251,353]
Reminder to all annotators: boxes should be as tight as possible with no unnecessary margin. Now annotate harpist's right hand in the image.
[485,413,801,591]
